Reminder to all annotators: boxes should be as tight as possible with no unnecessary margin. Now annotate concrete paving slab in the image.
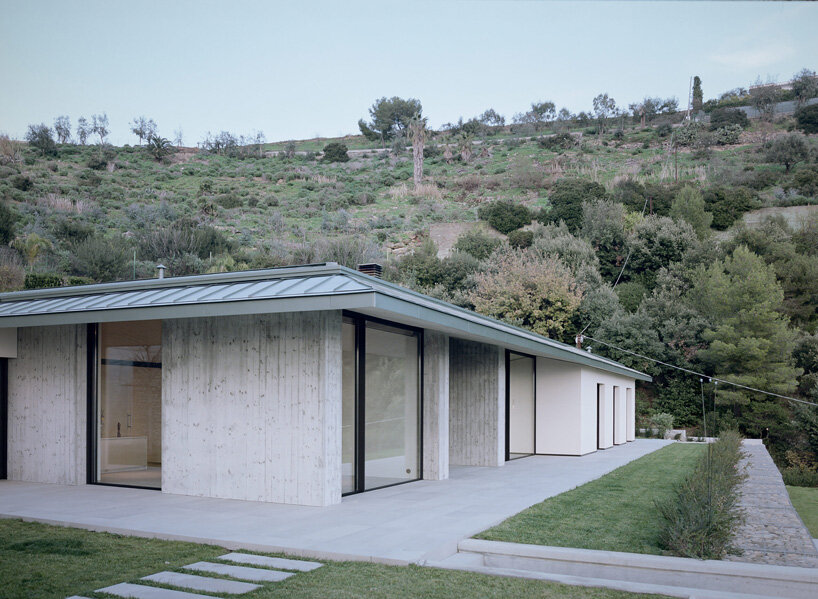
[141,571,260,594]
[0,439,670,564]
[219,552,323,571]
[183,561,294,582]
[94,582,214,598]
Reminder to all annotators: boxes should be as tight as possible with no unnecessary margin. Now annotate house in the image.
[0,263,649,507]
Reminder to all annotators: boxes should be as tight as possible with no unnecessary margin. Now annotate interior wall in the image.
[535,358,583,455]
[162,311,342,507]
[7,325,87,484]
[508,354,535,455]
[449,338,505,467]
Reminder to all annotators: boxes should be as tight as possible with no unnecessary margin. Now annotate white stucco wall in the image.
[7,325,87,484]
[535,358,583,455]
[626,387,636,442]
[580,368,636,452]
[162,311,342,507]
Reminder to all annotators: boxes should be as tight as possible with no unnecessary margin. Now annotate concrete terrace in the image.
[0,439,669,564]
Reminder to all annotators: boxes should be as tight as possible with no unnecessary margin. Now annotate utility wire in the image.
[583,334,818,408]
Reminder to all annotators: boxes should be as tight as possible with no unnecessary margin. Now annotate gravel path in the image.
[725,439,818,568]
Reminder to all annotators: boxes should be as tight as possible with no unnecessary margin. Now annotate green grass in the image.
[787,486,818,537]
[0,519,670,599]
[475,443,706,554]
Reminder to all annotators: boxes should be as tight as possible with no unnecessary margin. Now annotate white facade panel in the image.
[535,358,583,455]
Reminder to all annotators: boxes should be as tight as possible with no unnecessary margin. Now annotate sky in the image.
[1,0,816,146]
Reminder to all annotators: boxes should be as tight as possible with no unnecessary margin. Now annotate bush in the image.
[538,132,576,151]
[650,412,675,438]
[795,104,818,134]
[540,178,606,232]
[713,124,742,145]
[71,235,131,282]
[453,227,502,260]
[0,202,17,244]
[477,199,532,234]
[215,193,242,209]
[791,164,818,197]
[765,133,809,173]
[704,186,759,230]
[709,108,749,131]
[781,467,818,487]
[24,273,62,289]
[657,430,746,559]
[656,123,672,138]
[11,174,32,191]
[322,142,350,163]
[507,229,534,249]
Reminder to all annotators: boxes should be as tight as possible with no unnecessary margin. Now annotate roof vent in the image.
[157,264,166,279]
[357,263,383,278]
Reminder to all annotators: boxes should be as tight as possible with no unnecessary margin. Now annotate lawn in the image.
[0,519,671,599]
[787,486,818,537]
[475,443,706,554]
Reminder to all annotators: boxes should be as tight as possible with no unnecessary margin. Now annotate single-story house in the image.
[0,263,650,507]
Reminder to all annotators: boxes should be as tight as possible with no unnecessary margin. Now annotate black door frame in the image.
[1,357,8,480]
[596,383,602,450]
[342,311,424,496]
[612,386,618,445]
[505,350,537,461]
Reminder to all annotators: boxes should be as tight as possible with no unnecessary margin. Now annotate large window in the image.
[94,321,162,489]
[506,351,535,460]
[342,314,421,495]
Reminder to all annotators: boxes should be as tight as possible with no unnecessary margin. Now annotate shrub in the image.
[11,174,32,191]
[765,133,809,173]
[453,227,502,260]
[781,467,818,487]
[540,178,606,232]
[709,108,749,131]
[71,235,131,282]
[0,202,17,244]
[657,430,745,559]
[322,142,350,163]
[215,193,242,209]
[704,186,759,230]
[713,124,742,145]
[24,273,62,289]
[795,104,818,134]
[507,229,534,249]
[650,412,675,438]
[477,199,532,234]
[538,132,576,151]
[656,123,672,138]
[791,163,818,197]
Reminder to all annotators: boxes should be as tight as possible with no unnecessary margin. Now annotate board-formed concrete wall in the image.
[7,325,87,484]
[423,330,449,480]
[449,338,505,467]
[162,311,342,506]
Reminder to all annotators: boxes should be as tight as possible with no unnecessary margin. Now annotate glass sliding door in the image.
[507,351,535,460]
[341,314,421,495]
[364,322,419,490]
[96,320,162,488]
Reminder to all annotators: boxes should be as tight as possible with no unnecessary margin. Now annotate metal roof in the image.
[0,262,650,381]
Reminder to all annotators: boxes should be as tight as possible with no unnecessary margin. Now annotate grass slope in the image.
[786,486,818,537]
[0,519,670,599]
[475,443,706,554]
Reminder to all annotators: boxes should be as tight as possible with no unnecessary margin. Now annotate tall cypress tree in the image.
[692,76,703,111]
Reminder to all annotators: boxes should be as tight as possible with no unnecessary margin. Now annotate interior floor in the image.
[99,466,161,489]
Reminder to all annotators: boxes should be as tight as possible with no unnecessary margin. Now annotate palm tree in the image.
[407,112,427,186]
[146,135,175,162]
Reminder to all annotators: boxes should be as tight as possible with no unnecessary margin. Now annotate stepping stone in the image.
[95,582,214,598]
[219,552,323,572]
[142,571,260,595]
[183,561,293,582]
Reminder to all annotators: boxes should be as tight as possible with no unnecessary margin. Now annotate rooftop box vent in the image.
[357,263,383,278]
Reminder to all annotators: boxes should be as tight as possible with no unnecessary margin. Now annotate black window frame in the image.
[342,311,424,496]
[1,357,7,480]
[505,349,537,461]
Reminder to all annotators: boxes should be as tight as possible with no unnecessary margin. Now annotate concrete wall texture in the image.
[162,312,342,507]
[449,338,505,467]
[7,325,87,485]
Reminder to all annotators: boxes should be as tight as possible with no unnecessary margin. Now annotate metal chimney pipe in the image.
[157,264,166,279]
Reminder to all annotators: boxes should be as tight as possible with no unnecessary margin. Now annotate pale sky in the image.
[1,0,816,146]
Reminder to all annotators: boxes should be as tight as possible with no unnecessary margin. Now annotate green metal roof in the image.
[0,262,650,381]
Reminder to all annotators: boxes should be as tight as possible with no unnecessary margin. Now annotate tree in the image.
[407,113,427,185]
[0,202,17,244]
[71,235,131,282]
[751,84,777,122]
[453,227,502,260]
[626,216,699,291]
[173,128,183,147]
[709,108,749,131]
[321,142,349,162]
[692,76,703,112]
[690,246,801,434]
[592,93,617,135]
[766,133,809,173]
[540,178,606,233]
[146,134,174,161]
[477,199,532,234]
[792,68,818,106]
[529,101,556,130]
[581,199,627,280]
[470,248,583,340]
[25,124,57,156]
[670,186,713,239]
[76,117,90,145]
[130,116,157,145]
[54,116,71,143]
[91,113,109,145]
[795,104,818,134]
[358,96,422,147]
[479,108,505,127]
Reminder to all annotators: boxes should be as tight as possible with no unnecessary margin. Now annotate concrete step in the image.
[183,561,294,582]
[142,571,260,594]
[426,557,782,599]
[95,582,214,598]
[445,539,818,599]
[218,552,323,571]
